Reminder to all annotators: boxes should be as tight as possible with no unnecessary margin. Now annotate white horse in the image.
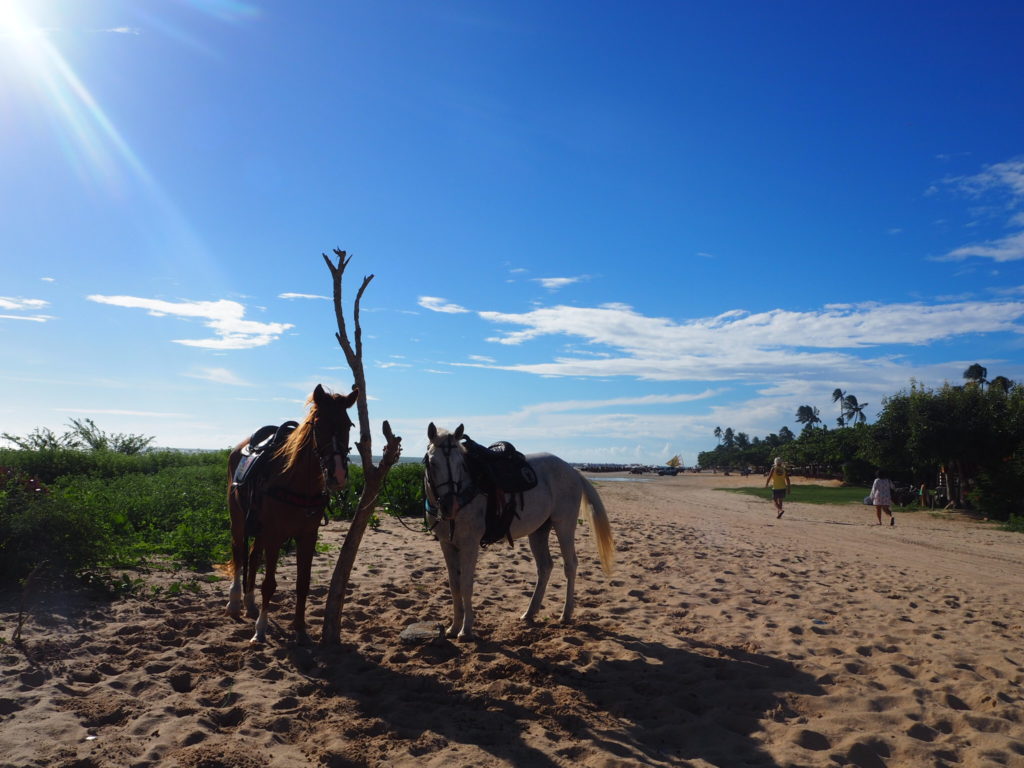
[424,423,614,641]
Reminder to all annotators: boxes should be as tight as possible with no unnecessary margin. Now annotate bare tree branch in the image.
[320,249,403,646]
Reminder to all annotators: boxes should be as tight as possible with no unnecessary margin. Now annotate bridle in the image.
[313,413,353,489]
[423,435,479,523]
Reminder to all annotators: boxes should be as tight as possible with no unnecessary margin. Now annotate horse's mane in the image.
[274,394,317,474]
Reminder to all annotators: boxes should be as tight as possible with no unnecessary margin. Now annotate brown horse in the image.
[226,384,358,643]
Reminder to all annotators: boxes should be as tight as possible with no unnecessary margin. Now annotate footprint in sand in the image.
[845,739,890,768]
[944,692,970,710]
[906,722,938,742]
[792,728,831,751]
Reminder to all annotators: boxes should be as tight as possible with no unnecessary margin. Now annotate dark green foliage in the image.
[2,418,155,454]
[969,456,1024,522]
[700,374,1024,525]
[0,450,230,579]
[2,441,428,581]
[1,476,113,579]
[0,447,228,484]
[379,463,425,517]
[328,462,425,521]
[326,464,365,521]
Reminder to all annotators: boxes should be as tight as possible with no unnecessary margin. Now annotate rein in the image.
[422,437,479,522]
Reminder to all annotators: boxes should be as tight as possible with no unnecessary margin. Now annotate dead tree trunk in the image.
[320,249,402,646]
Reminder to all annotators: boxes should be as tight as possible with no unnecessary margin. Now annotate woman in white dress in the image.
[870,470,895,526]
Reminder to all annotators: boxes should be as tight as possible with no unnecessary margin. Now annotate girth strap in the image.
[266,486,330,513]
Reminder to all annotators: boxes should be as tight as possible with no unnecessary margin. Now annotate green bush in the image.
[1,483,115,579]
[1,453,428,581]
[1,460,229,579]
[0,448,228,484]
[326,462,424,521]
[167,505,231,567]
[968,456,1024,522]
[326,464,365,521]
[379,463,425,517]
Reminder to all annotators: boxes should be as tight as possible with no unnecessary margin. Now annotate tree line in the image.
[697,365,1024,521]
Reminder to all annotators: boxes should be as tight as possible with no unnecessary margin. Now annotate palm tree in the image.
[832,388,846,427]
[713,426,723,444]
[963,363,988,388]
[795,404,822,428]
[990,375,1014,393]
[841,394,869,425]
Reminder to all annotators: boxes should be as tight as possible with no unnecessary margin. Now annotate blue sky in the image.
[2,0,1023,464]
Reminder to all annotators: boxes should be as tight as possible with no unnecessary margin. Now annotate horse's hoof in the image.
[455,632,475,642]
[246,607,260,620]
[249,633,266,644]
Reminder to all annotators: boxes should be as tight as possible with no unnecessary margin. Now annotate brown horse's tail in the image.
[226,446,250,589]
[580,475,615,576]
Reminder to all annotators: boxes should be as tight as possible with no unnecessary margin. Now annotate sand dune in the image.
[2,473,1022,767]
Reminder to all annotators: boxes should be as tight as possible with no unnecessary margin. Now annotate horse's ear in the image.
[427,422,437,442]
[312,384,328,407]
[454,424,464,440]
[342,387,359,409]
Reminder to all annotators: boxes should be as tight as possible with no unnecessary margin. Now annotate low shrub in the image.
[1,461,229,579]
[968,456,1024,522]
[379,463,425,517]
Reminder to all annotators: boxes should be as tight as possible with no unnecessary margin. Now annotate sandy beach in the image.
[2,472,1022,768]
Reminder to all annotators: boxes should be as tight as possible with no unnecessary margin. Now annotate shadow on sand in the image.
[300,621,823,767]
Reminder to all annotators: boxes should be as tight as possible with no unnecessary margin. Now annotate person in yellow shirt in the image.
[765,457,791,519]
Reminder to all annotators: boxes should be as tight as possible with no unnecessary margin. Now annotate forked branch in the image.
[320,249,403,646]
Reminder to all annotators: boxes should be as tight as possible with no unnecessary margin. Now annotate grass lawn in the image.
[718,484,871,505]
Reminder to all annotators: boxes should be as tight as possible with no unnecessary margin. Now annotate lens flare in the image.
[1,2,155,192]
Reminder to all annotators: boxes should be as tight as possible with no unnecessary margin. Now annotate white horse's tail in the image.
[579,474,615,576]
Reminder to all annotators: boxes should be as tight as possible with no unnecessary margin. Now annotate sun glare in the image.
[0,0,153,192]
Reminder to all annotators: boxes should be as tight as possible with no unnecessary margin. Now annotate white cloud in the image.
[0,296,52,322]
[936,157,1024,263]
[0,314,52,322]
[534,276,582,291]
[456,299,1024,382]
[954,157,1024,200]
[0,297,48,310]
[104,27,140,35]
[939,231,1024,263]
[87,295,292,349]
[515,390,722,416]
[279,292,330,300]
[185,367,252,386]
[991,284,1024,296]
[418,296,470,314]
